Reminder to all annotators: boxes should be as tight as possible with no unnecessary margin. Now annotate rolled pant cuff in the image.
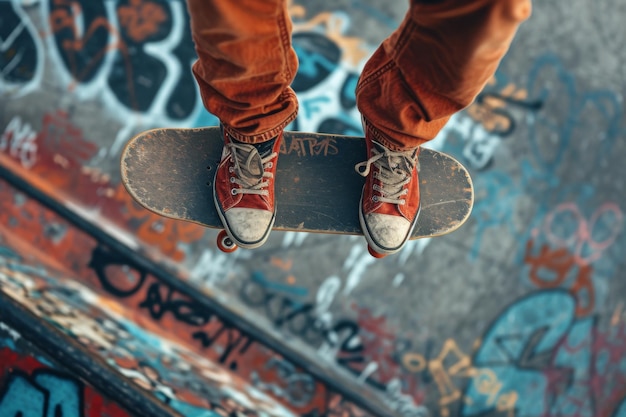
[223,107,298,144]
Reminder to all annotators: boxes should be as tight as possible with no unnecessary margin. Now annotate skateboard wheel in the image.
[217,230,238,253]
[367,245,387,259]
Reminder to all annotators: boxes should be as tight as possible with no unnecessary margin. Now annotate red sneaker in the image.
[355,121,421,256]
[213,125,281,248]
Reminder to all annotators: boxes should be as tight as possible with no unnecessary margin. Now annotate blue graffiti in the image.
[0,370,82,417]
[191,30,365,136]
[515,54,626,266]
[614,398,626,417]
[462,291,626,417]
[290,31,363,136]
[242,271,309,309]
[0,245,21,260]
[167,400,223,417]
[468,170,522,260]
[525,54,622,180]
[519,54,623,198]
[0,374,47,417]
[292,33,341,90]
[34,0,373,134]
[550,317,595,417]
[463,54,626,299]
[462,291,577,417]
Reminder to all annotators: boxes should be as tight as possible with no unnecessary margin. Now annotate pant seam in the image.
[356,60,394,92]
[277,2,293,82]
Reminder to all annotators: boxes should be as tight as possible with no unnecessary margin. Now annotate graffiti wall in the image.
[0,228,312,417]
[0,319,134,416]
[1,0,626,416]
[0,176,384,416]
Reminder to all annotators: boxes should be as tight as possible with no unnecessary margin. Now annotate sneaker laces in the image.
[228,141,277,196]
[355,143,419,205]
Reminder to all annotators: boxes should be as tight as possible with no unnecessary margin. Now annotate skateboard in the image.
[120,127,473,256]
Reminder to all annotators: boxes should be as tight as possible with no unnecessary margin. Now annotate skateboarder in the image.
[185,0,531,255]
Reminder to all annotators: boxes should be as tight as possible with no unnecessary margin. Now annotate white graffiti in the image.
[434,113,503,170]
[0,321,21,342]
[0,115,38,168]
[343,242,377,296]
[386,378,430,417]
[189,247,252,288]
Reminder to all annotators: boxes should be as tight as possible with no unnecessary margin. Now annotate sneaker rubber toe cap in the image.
[364,213,412,252]
[225,208,274,247]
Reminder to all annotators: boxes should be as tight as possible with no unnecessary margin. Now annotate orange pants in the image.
[187,0,531,150]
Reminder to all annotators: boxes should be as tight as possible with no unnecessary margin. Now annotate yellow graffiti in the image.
[466,76,529,134]
[402,339,472,417]
[288,1,371,66]
[611,302,624,326]
[473,368,517,415]
[401,339,518,417]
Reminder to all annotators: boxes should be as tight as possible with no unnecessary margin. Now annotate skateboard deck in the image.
[121,127,473,243]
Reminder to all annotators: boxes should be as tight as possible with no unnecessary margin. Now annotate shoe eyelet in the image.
[372,196,379,202]
[228,167,234,173]
[230,177,236,183]
[231,189,238,195]
[267,162,273,169]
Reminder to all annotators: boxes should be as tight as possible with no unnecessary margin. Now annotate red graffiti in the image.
[117,0,168,43]
[543,323,626,417]
[351,304,400,385]
[524,202,624,317]
[543,202,623,266]
[38,109,98,165]
[524,239,595,317]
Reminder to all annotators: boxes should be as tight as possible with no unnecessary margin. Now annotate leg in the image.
[187,0,299,142]
[357,0,532,149]
[355,0,531,256]
[186,0,298,248]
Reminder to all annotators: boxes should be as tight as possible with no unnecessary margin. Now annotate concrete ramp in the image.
[0,226,297,417]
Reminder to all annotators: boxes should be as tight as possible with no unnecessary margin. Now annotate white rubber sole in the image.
[358,187,421,256]
[213,178,276,249]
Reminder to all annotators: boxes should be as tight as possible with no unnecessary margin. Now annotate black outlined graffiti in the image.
[0,370,89,417]
[251,357,317,408]
[0,1,39,87]
[108,0,172,112]
[10,0,374,136]
[48,0,198,120]
[290,31,362,136]
[461,291,626,417]
[240,272,405,391]
[292,32,342,92]
[49,0,111,83]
